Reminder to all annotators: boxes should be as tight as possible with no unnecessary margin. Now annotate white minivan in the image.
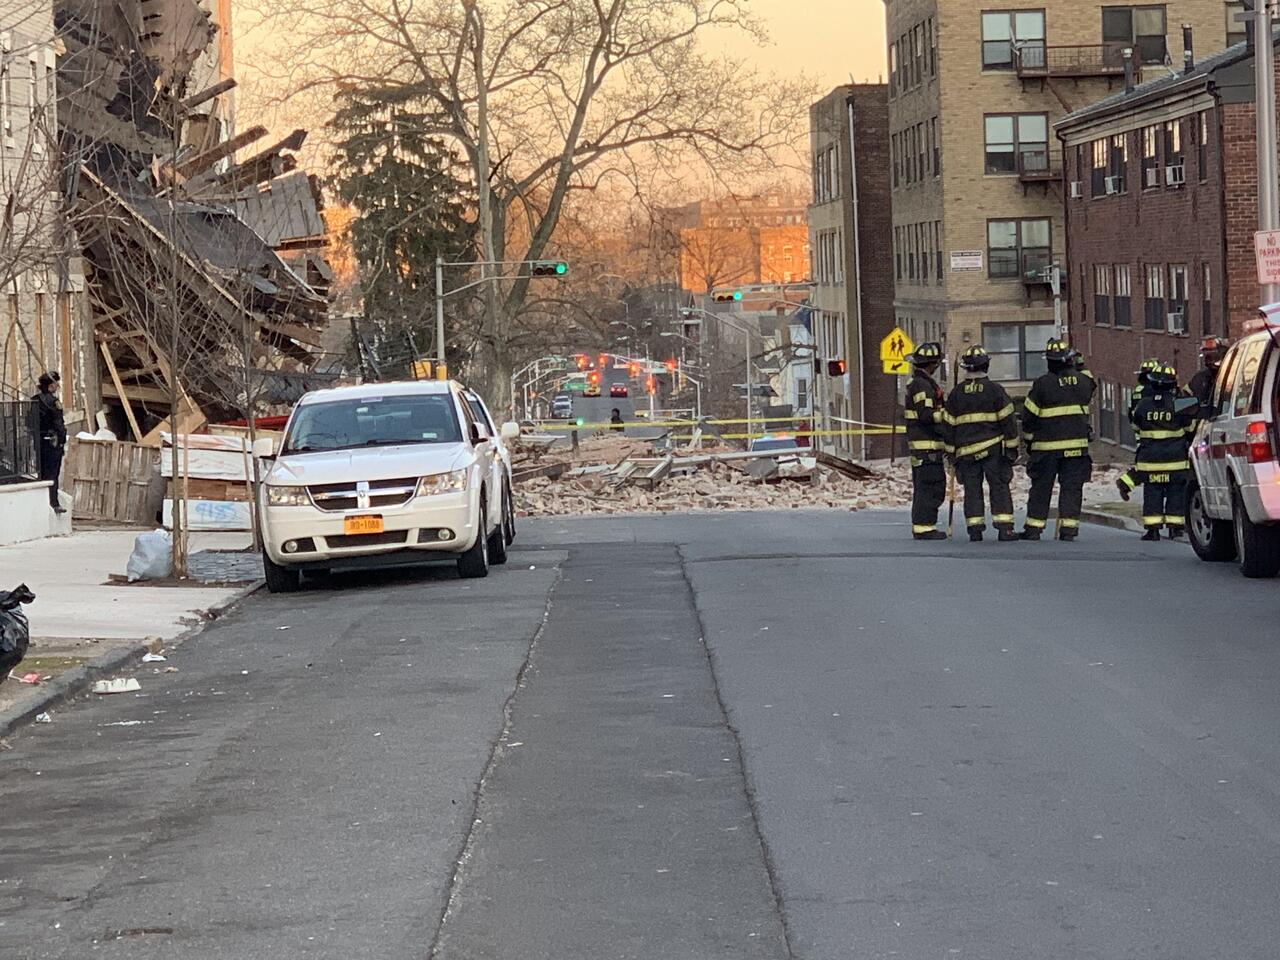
[255,380,517,592]
[1188,309,1280,578]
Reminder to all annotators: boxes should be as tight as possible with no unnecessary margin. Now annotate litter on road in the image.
[93,678,142,695]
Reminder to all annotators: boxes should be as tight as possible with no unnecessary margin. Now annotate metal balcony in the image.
[1016,149,1058,183]
[1014,42,1132,80]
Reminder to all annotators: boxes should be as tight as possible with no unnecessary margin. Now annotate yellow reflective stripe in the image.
[1034,404,1089,418]
[1003,437,1020,447]
[1024,397,1043,416]
[955,436,1002,458]
[1030,438,1090,452]
[1136,429,1186,440]
[1135,460,1189,471]
[1165,515,1185,524]
[1119,472,1138,490]
[909,439,947,450]
[912,524,940,534]
[997,403,1015,420]
[1059,517,1080,528]
[903,409,919,420]
[1142,515,1165,525]
[911,392,934,407]
[948,408,1011,425]
[1025,517,1047,528]
[992,514,1015,523]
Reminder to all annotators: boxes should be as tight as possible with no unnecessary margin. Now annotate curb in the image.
[0,579,263,740]
[1079,508,1143,534]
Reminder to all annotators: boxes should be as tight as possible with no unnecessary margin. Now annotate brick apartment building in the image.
[807,84,896,459]
[885,0,1229,392]
[667,190,811,294]
[1056,30,1276,457]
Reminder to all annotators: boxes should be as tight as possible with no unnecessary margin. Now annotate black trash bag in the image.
[0,584,36,683]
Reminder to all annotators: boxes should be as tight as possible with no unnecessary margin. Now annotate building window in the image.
[928,17,938,76]
[931,117,941,175]
[1227,1,1247,46]
[1119,386,1136,446]
[1093,264,1112,325]
[1109,133,1128,190]
[1198,110,1209,179]
[797,377,809,411]
[1103,5,1168,64]
[917,122,927,177]
[1099,381,1118,441]
[1114,264,1132,327]
[0,32,11,142]
[1141,126,1160,188]
[983,321,1057,381]
[981,10,1045,70]
[1144,263,1166,330]
[1201,262,1212,336]
[985,113,1049,176]
[1090,139,1108,195]
[934,221,943,283]
[891,134,900,188]
[1164,119,1183,171]
[889,42,898,97]
[986,217,1051,279]
[1168,264,1188,332]
[894,227,902,280]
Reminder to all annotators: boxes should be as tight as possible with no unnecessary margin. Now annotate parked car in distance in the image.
[583,381,602,397]
[609,382,629,398]
[551,394,573,419]
[1188,310,1280,577]
[254,380,518,592]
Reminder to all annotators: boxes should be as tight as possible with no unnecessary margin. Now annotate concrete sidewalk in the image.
[0,529,257,733]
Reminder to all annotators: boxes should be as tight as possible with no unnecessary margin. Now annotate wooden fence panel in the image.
[66,439,159,523]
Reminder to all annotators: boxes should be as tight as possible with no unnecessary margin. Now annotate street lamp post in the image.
[681,305,759,436]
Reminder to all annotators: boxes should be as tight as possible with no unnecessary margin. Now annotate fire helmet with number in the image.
[959,345,991,372]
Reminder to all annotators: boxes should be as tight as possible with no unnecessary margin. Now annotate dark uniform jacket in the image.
[1187,367,1218,408]
[1022,366,1095,455]
[944,376,1020,461]
[30,391,67,446]
[1132,390,1196,474]
[904,370,947,465]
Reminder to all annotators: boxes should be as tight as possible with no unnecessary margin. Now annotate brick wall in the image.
[1223,99,1264,335]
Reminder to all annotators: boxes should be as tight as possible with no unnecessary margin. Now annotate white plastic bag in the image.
[126,529,173,582]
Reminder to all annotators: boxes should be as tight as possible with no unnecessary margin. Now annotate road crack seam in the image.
[425,562,564,960]
[676,542,797,960]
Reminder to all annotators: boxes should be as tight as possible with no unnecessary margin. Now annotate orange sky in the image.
[709,0,888,89]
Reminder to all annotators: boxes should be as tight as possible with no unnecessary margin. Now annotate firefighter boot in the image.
[997,527,1019,542]
[1019,528,1042,541]
[1059,526,1079,541]
[913,530,947,541]
[1141,527,1161,542]
[968,527,984,543]
[1167,524,1185,540]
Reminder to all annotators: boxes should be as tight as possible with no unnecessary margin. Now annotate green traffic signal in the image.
[575,416,585,426]
[712,290,742,303]
[555,262,567,275]
[532,260,569,278]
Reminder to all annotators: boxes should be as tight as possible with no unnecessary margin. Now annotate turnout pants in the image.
[38,439,63,508]
[1141,469,1188,530]
[910,460,947,534]
[1025,451,1093,533]
[956,453,1014,531]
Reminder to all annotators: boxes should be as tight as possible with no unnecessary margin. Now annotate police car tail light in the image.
[1246,420,1273,464]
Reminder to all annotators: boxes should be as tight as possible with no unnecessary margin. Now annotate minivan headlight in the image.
[418,469,468,497]
[266,484,309,507]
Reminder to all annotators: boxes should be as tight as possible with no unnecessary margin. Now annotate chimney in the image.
[1123,47,1135,93]
[1183,24,1194,73]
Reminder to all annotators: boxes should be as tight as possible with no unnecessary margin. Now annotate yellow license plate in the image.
[344,515,384,535]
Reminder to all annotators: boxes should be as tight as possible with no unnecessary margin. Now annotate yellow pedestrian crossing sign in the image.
[880,327,915,375]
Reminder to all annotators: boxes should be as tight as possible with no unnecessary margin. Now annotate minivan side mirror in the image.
[500,421,520,441]
[469,422,490,445]
[252,436,277,459]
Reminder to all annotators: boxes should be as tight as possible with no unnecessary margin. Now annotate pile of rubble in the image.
[510,432,1130,519]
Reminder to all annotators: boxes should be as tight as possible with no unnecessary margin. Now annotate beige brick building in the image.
[886,0,1232,390]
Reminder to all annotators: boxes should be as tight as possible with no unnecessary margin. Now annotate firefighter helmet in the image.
[908,341,943,366]
[1135,357,1161,380]
[1200,336,1228,366]
[1148,364,1178,388]
[1044,338,1072,362]
[959,345,991,372]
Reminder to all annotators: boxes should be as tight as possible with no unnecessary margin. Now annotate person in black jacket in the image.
[1116,358,1161,501]
[903,341,947,540]
[944,345,1020,542]
[30,372,67,512]
[1187,336,1228,408]
[1020,340,1096,541]
[1131,364,1195,541]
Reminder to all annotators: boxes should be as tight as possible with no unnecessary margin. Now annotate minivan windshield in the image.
[282,394,462,454]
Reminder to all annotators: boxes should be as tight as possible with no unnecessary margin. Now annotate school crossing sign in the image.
[880,327,915,375]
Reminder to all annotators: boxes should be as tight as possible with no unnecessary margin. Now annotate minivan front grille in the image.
[323,531,409,549]
[307,477,418,512]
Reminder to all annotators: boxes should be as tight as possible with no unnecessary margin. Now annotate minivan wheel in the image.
[1232,485,1280,578]
[457,502,491,579]
[262,550,301,593]
[487,489,509,566]
[1188,482,1236,562]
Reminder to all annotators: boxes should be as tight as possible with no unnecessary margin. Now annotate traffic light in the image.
[827,359,847,376]
[712,290,743,303]
[597,353,608,369]
[646,375,656,394]
[531,261,569,277]
[628,362,639,377]
[588,370,601,384]
[664,359,677,373]
[574,353,588,370]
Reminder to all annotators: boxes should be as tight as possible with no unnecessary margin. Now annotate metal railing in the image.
[0,402,39,485]
[1016,149,1057,181]
[1014,42,1130,78]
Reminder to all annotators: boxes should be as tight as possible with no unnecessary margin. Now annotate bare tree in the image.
[240,0,812,404]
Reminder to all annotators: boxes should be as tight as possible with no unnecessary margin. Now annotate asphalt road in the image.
[3,511,1279,959]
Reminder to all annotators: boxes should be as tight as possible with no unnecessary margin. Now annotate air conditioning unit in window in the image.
[1166,164,1186,187]
[1144,167,1161,188]
[1167,310,1187,334]
[1104,175,1124,195]
[1069,181,1083,199]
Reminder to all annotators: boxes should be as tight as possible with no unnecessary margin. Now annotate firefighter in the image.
[1131,364,1195,541]
[1187,336,1228,408]
[1115,358,1162,501]
[30,372,67,512]
[944,344,1020,542]
[1019,340,1096,541]
[904,342,948,540]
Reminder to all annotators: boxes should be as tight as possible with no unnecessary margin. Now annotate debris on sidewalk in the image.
[93,678,142,695]
[34,712,53,724]
[0,584,35,684]
[126,530,174,582]
[141,653,168,663]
